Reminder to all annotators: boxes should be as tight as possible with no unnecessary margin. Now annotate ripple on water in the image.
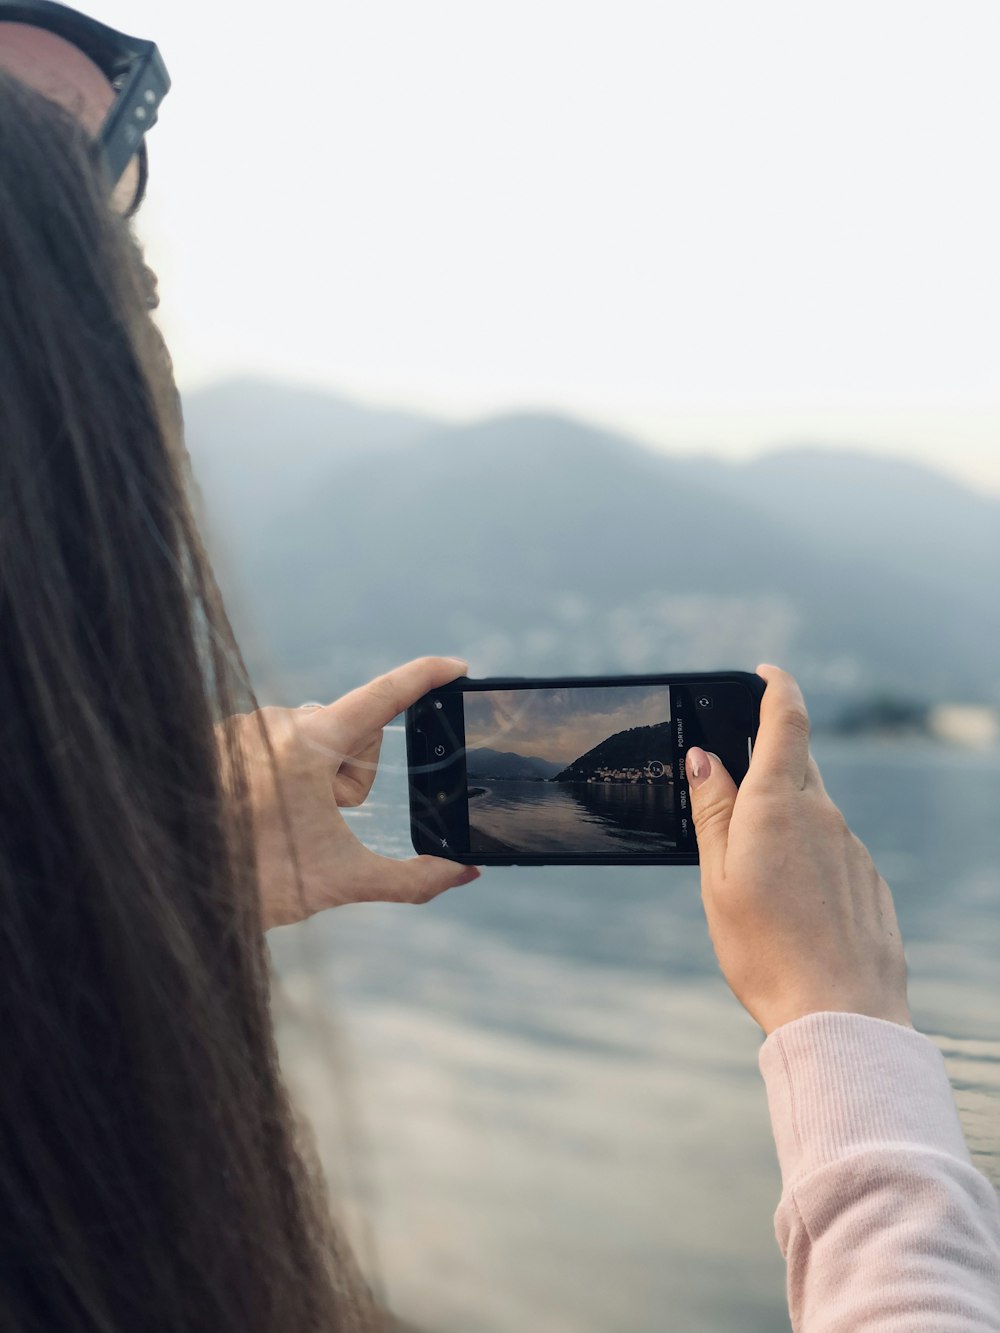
[932,1034,1000,1187]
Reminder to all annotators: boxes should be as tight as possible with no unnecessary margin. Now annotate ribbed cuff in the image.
[759,1011,972,1188]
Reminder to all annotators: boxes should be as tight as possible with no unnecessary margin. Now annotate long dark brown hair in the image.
[0,71,379,1332]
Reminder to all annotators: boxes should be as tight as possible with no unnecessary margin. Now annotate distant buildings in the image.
[829,695,1000,748]
[927,704,1000,750]
[587,761,673,785]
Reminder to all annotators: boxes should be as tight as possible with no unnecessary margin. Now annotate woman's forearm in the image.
[760,1011,1000,1331]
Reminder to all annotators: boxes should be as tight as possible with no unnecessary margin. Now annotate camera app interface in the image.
[462,685,682,856]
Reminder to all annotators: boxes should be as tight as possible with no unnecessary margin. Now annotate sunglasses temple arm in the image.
[97,42,169,190]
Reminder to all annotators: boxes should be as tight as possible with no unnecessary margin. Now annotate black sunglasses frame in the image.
[0,0,169,215]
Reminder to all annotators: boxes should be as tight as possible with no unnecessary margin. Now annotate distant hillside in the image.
[183,377,433,533]
[465,748,563,780]
[554,722,674,782]
[667,446,999,662]
[182,378,1000,718]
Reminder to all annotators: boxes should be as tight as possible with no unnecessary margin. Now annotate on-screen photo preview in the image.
[462,685,680,856]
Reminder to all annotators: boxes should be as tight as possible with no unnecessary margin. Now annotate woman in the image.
[0,50,477,1332]
[0,26,997,1333]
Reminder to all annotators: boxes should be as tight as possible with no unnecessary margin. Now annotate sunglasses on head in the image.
[0,0,169,216]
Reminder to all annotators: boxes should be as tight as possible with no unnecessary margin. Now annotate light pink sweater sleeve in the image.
[758,1011,1000,1332]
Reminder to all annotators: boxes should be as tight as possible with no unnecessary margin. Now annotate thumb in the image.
[686,748,738,878]
[352,848,482,905]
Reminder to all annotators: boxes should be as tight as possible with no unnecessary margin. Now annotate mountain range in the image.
[554,722,674,783]
[464,749,564,781]
[182,377,1000,725]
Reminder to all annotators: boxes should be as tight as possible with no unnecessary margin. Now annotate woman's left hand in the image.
[218,657,480,930]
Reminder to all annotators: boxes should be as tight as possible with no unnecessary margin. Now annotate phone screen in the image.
[464,684,677,855]
[407,673,762,865]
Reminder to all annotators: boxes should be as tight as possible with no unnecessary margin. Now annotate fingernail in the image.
[686,747,711,786]
[455,866,481,885]
[447,657,469,671]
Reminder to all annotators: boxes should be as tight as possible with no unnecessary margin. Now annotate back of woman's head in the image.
[0,71,375,1332]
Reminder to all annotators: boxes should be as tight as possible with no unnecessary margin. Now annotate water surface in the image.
[470,777,678,854]
[272,734,1000,1333]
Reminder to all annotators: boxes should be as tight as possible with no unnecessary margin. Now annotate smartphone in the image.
[406,671,765,865]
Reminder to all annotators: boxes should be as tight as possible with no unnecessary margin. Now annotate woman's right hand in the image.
[685,664,913,1037]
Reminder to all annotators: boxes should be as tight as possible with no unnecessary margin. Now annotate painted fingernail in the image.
[686,747,711,786]
[455,866,481,885]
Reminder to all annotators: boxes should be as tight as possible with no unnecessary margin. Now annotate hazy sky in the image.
[96,1,998,494]
[464,686,672,764]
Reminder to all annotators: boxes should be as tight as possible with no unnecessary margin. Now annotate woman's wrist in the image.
[759,1011,970,1186]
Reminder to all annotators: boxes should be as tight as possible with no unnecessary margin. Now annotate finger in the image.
[309,657,469,752]
[334,734,384,806]
[747,663,811,790]
[350,847,481,905]
[686,747,738,883]
[804,752,827,794]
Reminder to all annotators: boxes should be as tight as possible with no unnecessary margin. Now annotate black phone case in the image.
[406,670,766,867]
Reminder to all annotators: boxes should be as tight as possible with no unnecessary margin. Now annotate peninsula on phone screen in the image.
[463,685,678,855]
